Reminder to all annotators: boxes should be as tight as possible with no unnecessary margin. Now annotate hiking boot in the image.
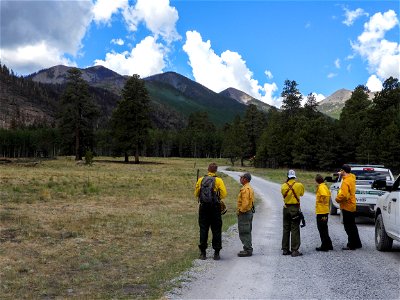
[199,251,206,260]
[316,247,329,252]
[237,250,252,257]
[282,250,292,255]
[291,250,303,257]
[342,247,356,251]
[213,251,220,260]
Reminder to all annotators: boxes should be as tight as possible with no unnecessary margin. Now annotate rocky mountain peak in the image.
[220,87,254,104]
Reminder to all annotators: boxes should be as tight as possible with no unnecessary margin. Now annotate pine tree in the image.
[304,93,318,113]
[110,74,152,163]
[222,115,246,166]
[59,68,99,160]
[243,104,267,158]
[281,79,303,115]
[338,85,371,163]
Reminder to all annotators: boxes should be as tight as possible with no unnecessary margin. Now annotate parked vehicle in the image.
[372,176,400,251]
[325,165,394,218]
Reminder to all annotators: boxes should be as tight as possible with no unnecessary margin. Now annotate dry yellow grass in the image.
[0,157,241,299]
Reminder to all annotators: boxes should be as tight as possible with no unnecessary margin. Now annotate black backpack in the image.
[199,176,220,204]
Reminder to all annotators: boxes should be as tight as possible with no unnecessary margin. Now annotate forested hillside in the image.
[1,63,399,172]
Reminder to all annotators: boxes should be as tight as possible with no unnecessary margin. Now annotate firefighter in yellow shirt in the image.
[315,174,333,251]
[194,163,227,260]
[281,170,305,257]
[336,164,362,250]
[237,173,255,257]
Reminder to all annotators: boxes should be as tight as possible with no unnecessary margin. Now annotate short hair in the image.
[208,163,218,173]
[240,173,252,182]
[341,164,351,174]
[315,174,324,184]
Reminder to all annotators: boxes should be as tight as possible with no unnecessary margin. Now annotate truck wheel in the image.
[329,198,338,215]
[375,214,393,251]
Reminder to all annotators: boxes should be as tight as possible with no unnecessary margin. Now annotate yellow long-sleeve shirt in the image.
[316,182,331,214]
[194,172,227,199]
[281,179,304,204]
[237,182,254,214]
[335,173,356,212]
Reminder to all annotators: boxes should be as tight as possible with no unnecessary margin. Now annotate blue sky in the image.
[1,0,399,107]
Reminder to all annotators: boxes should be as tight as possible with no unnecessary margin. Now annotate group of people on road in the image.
[194,162,362,260]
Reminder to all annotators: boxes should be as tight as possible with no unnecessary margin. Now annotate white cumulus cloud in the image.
[1,42,76,75]
[343,8,369,26]
[94,36,165,77]
[351,10,400,82]
[122,0,180,43]
[92,0,128,24]
[0,0,92,74]
[366,74,383,92]
[182,30,280,107]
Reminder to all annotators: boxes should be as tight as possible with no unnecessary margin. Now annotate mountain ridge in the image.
[1,64,368,128]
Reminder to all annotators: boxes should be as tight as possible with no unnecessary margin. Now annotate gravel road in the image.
[166,170,400,299]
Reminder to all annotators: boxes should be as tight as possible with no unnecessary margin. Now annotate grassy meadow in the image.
[0,157,334,299]
[0,157,245,299]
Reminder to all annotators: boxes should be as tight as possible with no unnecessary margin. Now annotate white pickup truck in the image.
[373,175,400,251]
[325,165,394,218]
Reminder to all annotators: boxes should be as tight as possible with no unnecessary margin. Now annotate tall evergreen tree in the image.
[243,104,267,158]
[222,115,246,166]
[59,68,99,160]
[304,93,319,114]
[110,74,152,163]
[368,77,400,171]
[281,79,303,115]
[338,85,371,163]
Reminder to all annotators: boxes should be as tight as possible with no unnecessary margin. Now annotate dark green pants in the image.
[282,205,301,252]
[238,211,253,251]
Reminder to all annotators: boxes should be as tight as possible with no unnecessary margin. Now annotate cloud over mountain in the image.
[351,10,400,91]
[0,0,92,74]
[182,31,279,107]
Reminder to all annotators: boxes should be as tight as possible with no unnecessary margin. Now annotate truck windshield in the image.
[352,170,390,181]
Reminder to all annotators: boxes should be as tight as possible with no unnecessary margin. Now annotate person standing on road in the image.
[315,174,333,251]
[336,164,362,250]
[237,172,255,257]
[281,170,305,257]
[194,163,227,260]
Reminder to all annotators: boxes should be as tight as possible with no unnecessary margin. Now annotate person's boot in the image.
[213,251,220,260]
[199,251,206,260]
[238,250,252,257]
[316,247,329,252]
[291,250,303,257]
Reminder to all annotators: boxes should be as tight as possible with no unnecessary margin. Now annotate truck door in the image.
[388,177,400,236]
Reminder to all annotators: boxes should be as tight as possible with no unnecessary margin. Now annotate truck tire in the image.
[329,197,338,215]
[375,214,393,251]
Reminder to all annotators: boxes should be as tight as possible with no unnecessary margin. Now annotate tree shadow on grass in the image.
[94,159,164,165]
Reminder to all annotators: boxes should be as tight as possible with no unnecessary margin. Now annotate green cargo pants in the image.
[282,205,301,252]
[238,211,253,251]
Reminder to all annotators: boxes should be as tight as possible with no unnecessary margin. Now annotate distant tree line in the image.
[0,63,399,172]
